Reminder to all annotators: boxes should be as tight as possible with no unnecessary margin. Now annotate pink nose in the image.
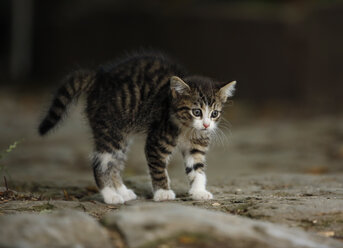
[203,123,210,128]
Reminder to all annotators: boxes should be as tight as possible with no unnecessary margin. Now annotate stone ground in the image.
[0,90,342,247]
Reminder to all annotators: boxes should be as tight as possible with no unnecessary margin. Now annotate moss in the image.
[273,191,292,197]
[297,214,343,237]
[318,219,332,228]
[139,232,229,248]
[138,231,267,248]
[231,202,254,215]
[15,203,55,213]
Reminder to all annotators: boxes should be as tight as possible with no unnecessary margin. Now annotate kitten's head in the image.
[170,75,236,132]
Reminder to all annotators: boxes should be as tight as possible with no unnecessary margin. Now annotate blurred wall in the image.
[1,0,343,109]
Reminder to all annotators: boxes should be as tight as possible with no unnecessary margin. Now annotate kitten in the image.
[39,52,236,204]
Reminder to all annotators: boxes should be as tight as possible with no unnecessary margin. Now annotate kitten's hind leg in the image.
[92,138,137,204]
[145,126,178,201]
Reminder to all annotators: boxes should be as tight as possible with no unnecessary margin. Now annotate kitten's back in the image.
[86,52,185,131]
[39,51,185,135]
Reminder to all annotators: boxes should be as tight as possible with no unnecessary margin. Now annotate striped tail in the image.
[38,69,95,136]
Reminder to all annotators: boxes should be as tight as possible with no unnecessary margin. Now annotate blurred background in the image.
[0,0,343,187]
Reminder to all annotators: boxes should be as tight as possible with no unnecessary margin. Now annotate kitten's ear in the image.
[170,76,190,97]
[218,81,237,102]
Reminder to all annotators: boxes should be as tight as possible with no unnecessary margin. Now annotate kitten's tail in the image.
[38,69,96,136]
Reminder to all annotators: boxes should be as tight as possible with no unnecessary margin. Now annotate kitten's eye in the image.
[192,108,202,117]
[211,110,219,118]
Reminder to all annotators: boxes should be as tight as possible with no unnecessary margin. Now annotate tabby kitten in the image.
[39,52,236,204]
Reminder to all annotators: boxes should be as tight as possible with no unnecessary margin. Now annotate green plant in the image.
[0,140,21,189]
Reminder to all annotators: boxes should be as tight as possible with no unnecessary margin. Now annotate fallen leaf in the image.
[63,190,70,200]
[317,231,335,237]
[305,166,328,175]
[86,185,98,192]
[179,235,196,244]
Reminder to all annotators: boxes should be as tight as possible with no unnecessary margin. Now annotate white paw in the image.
[153,189,176,201]
[189,189,213,200]
[101,187,124,204]
[116,185,137,202]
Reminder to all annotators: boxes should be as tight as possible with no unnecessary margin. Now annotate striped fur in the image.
[39,70,95,135]
[38,51,236,203]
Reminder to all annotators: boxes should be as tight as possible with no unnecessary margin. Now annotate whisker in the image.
[220,117,232,128]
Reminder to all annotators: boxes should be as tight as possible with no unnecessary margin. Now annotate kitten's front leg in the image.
[145,129,177,201]
[183,138,213,200]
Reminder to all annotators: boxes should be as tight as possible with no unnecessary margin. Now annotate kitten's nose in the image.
[203,123,210,129]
